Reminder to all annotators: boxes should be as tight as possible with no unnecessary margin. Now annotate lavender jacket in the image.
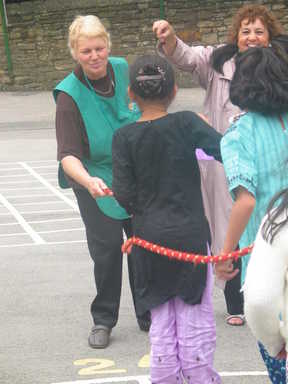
[160,38,241,254]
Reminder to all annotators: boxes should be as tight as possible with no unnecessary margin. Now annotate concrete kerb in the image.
[0,88,205,131]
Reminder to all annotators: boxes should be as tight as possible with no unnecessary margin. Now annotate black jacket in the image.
[112,111,222,315]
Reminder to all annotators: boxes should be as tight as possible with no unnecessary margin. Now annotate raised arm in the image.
[153,20,177,56]
[153,20,214,89]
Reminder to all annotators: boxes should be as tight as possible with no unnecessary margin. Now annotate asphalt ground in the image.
[0,89,270,384]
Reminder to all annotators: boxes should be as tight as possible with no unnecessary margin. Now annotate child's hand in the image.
[197,113,210,124]
[276,345,287,360]
[215,259,239,281]
[122,241,133,254]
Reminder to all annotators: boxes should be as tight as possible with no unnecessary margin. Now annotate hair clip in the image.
[136,74,163,82]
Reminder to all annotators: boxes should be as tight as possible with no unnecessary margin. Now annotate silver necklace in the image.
[83,67,115,96]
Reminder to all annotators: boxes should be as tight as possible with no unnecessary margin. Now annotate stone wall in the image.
[0,0,288,90]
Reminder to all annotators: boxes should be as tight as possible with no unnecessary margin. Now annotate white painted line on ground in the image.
[0,227,84,237]
[13,201,66,207]
[25,165,57,169]
[43,178,58,182]
[19,162,79,211]
[26,160,56,164]
[51,371,269,384]
[5,193,60,198]
[0,160,54,165]
[27,217,81,224]
[20,209,74,214]
[0,172,56,178]
[0,239,85,248]
[0,178,57,185]
[0,222,18,226]
[0,180,39,185]
[51,376,151,384]
[0,209,73,215]
[0,167,23,171]
[0,232,28,237]
[38,228,84,234]
[0,194,45,244]
[0,187,47,191]
[0,173,29,178]
[35,172,58,175]
[220,371,268,376]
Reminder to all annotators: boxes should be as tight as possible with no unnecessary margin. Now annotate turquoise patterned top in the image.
[221,111,288,283]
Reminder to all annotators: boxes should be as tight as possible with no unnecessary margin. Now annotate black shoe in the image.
[88,325,111,349]
[137,317,151,332]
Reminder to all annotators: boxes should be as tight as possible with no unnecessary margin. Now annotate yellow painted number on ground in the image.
[74,358,127,375]
[138,353,150,368]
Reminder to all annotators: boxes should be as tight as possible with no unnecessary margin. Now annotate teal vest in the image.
[53,57,140,219]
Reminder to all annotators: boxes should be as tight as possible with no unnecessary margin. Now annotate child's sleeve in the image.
[186,112,223,162]
[112,129,137,214]
[220,115,257,201]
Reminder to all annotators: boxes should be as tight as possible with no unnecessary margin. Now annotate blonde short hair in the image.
[68,15,111,59]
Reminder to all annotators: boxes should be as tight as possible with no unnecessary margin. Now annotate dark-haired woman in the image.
[112,54,222,384]
[244,188,288,373]
[153,4,284,326]
[220,46,288,383]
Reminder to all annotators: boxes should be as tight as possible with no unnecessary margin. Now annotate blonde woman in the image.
[54,15,150,349]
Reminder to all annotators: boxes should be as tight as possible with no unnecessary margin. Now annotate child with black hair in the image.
[217,46,288,383]
[112,54,222,384]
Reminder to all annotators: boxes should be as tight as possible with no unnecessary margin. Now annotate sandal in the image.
[226,314,245,326]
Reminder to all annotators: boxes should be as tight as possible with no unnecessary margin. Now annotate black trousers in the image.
[74,189,146,328]
[224,257,244,315]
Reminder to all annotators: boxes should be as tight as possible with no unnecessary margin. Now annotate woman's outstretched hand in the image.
[86,177,113,198]
[153,20,177,56]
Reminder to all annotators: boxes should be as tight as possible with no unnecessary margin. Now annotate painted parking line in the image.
[0,193,45,244]
[19,162,79,211]
[0,239,86,248]
[0,217,81,226]
[4,192,74,198]
[0,228,84,237]
[27,217,81,224]
[0,171,56,178]
[12,200,68,207]
[0,186,49,191]
[51,371,268,384]
[0,208,73,215]
[51,376,151,384]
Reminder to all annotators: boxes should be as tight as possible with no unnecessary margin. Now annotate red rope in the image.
[122,236,254,264]
[104,187,253,264]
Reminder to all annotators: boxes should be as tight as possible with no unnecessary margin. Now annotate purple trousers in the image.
[150,264,221,384]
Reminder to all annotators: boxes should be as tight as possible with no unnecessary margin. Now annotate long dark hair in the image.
[229,47,288,114]
[262,188,288,243]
